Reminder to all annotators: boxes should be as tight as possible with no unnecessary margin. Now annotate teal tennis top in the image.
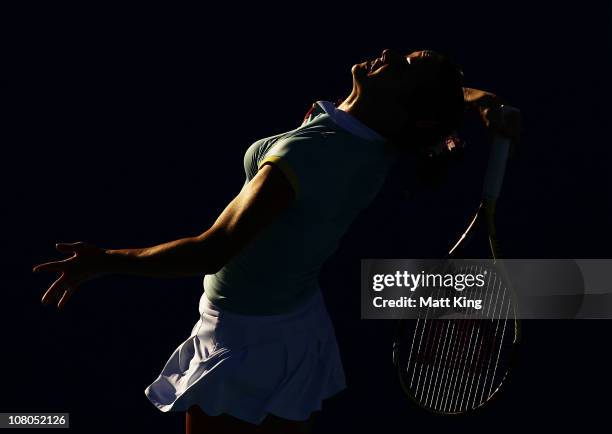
[203,102,398,315]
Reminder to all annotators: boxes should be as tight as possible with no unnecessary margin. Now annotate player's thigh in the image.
[185,404,312,434]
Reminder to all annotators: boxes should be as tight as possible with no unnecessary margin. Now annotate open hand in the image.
[33,241,108,309]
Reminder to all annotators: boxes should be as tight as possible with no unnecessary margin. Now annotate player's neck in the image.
[338,93,393,142]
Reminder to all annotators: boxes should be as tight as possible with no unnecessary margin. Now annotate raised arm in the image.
[32,163,295,308]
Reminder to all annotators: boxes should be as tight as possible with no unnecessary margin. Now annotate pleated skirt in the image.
[144,289,346,425]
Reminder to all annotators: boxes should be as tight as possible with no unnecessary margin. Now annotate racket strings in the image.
[455,265,489,412]
[457,266,513,412]
[402,263,514,413]
[465,272,504,411]
[446,265,484,411]
[411,280,446,401]
[431,264,478,410]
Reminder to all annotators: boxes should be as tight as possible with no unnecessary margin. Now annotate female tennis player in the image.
[33,49,520,434]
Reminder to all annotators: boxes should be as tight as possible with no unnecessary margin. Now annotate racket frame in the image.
[393,106,522,414]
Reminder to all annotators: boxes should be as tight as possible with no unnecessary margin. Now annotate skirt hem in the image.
[144,379,347,425]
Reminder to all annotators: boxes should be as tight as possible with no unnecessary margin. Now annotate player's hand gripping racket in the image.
[392,105,521,414]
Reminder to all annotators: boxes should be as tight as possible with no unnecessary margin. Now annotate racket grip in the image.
[482,105,519,200]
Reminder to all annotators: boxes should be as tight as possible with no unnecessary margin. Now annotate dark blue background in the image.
[4,2,611,432]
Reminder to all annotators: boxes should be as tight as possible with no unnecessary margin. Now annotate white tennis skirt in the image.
[144,288,346,425]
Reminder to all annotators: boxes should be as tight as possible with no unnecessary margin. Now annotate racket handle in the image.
[482,105,520,200]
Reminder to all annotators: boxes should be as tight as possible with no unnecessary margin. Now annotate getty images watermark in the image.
[361,259,612,319]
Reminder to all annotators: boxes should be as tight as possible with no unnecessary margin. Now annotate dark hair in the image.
[401,51,466,189]
[403,50,465,151]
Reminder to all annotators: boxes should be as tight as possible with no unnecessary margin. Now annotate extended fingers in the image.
[57,287,76,309]
[33,243,78,273]
[56,241,89,254]
[41,274,68,305]
[55,243,76,253]
[33,258,72,273]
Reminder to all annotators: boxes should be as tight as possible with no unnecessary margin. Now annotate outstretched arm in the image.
[32,163,295,308]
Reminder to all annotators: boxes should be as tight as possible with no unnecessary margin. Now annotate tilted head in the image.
[346,48,465,153]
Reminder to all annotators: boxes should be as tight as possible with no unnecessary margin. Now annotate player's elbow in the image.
[194,228,238,275]
[196,164,295,275]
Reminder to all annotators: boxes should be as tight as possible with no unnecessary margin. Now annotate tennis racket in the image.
[392,105,521,414]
